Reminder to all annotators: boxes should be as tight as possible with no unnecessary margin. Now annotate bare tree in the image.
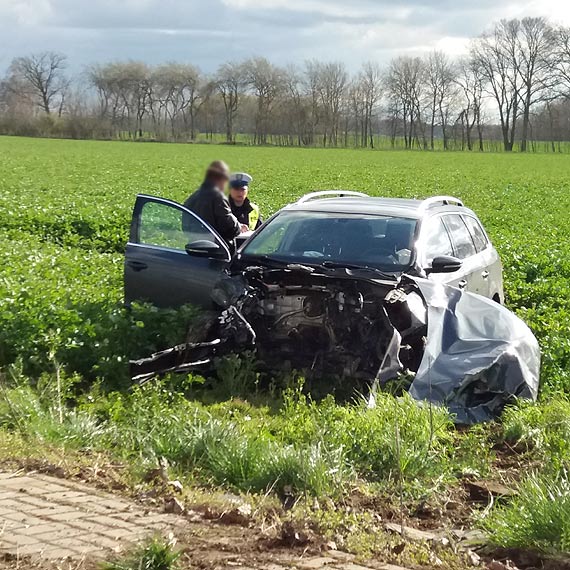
[282,65,310,146]
[303,60,323,145]
[151,63,202,139]
[455,58,485,151]
[515,17,556,151]
[424,51,457,150]
[552,25,570,99]
[7,52,69,115]
[348,78,366,147]
[87,61,151,138]
[120,62,151,138]
[308,61,348,146]
[244,57,285,144]
[359,61,383,147]
[385,56,426,149]
[215,61,246,143]
[471,20,522,151]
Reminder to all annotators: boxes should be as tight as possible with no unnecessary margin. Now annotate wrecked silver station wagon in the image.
[126,192,540,423]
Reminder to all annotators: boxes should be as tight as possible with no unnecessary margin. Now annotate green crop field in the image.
[2,135,570,561]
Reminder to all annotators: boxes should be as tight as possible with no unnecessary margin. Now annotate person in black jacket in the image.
[183,161,241,243]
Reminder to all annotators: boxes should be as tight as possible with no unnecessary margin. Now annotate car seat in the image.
[384,219,415,252]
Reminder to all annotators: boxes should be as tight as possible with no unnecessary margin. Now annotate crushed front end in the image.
[130,265,540,424]
[132,265,427,391]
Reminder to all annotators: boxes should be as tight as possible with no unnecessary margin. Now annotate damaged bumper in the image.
[131,266,540,424]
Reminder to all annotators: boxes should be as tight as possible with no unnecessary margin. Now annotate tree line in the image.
[2,16,570,152]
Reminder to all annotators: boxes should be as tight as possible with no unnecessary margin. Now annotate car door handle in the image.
[128,261,148,272]
[458,279,467,290]
[482,270,490,279]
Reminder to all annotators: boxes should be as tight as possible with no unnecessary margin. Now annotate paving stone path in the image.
[0,472,180,560]
[0,472,408,570]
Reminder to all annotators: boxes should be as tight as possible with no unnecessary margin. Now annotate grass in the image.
[102,537,181,570]
[2,135,570,556]
[481,470,570,553]
[0,376,462,497]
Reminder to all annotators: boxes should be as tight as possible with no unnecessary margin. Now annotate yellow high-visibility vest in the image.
[249,203,260,230]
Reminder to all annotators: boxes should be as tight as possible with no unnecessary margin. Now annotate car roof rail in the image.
[296,190,369,204]
[419,195,464,211]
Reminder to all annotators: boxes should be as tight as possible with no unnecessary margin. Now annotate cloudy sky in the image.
[1,0,569,73]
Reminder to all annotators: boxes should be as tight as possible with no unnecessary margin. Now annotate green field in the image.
[2,136,570,561]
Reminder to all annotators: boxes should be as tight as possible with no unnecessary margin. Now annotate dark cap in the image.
[206,160,230,180]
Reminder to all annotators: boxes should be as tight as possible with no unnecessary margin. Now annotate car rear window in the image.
[242,211,417,271]
[443,214,477,260]
[463,215,489,253]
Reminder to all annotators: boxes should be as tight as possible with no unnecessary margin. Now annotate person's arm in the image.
[255,215,263,230]
[213,194,241,241]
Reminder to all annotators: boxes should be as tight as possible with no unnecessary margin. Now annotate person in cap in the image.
[183,161,241,243]
[228,172,262,231]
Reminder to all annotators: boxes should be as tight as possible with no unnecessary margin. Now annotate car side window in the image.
[139,201,215,250]
[443,214,477,260]
[462,215,488,253]
[423,217,454,265]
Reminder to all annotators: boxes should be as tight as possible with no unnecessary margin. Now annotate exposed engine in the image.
[213,266,428,383]
[130,265,428,387]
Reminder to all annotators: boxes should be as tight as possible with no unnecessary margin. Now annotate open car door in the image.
[124,194,231,308]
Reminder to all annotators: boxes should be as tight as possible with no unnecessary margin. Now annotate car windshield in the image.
[241,211,417,271]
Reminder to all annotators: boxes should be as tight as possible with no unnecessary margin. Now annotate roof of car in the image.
[284,196,465,219]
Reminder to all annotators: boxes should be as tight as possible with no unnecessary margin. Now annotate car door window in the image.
[443,214,477,260]
[139,201,216,250]
[462,215,488,253]
[423,217,454,265]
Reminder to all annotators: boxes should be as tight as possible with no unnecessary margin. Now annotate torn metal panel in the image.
[408,279,540,424]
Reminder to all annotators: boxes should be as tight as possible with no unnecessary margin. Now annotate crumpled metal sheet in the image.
[408,279,540,424]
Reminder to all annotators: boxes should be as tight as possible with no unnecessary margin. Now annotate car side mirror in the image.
[426,255,462,274]
[185,240,225,259]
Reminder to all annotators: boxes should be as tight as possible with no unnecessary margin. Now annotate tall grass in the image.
[482,470,570,552]
[7,371,570,555]
[478,400,570,553]
[0,375,459,497]
[502,398,570,465]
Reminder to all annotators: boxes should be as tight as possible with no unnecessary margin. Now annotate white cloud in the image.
[527,0,570,24]
[222,0,409,21]
[434,36,470,56]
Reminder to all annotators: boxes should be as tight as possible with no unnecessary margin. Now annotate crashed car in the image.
[125,191,540,423]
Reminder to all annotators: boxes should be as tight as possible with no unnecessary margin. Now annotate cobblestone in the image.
[0,472,185,560]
